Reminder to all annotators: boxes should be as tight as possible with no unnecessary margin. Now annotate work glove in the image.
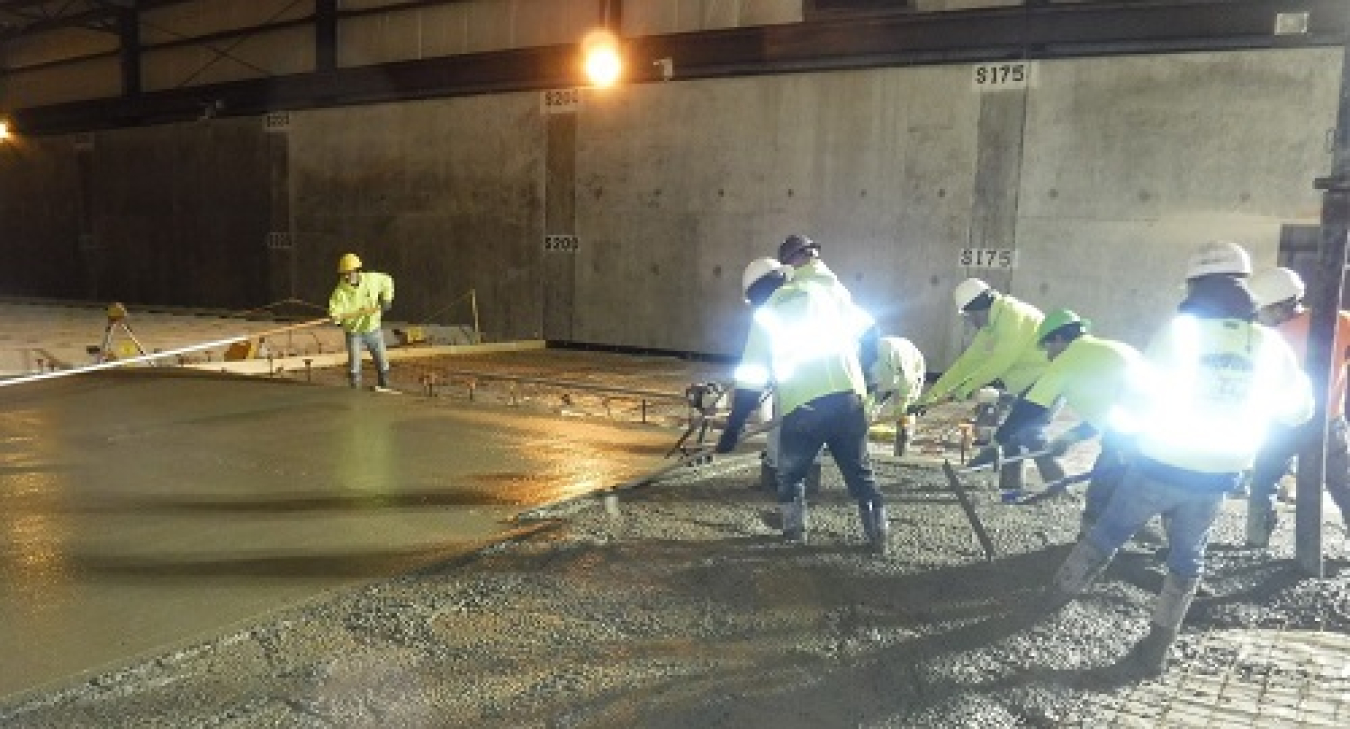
[905,402,927,417]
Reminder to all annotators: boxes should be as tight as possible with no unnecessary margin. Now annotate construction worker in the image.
[738,257,805,493]
[770,234,873,490]
[869,336,926,452]
[717,243,887,552]
[328,253,395,389]
[1042,240,1313,679]
[1245,266,1350,547]
[993,309,1143,535]
[918,278,1062,488]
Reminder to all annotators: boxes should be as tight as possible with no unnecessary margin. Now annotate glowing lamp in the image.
[582,30,622,88]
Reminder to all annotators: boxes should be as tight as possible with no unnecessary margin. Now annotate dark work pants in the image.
[776,391,881,505]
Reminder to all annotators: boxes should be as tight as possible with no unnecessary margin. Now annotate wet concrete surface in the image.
[0,368,677,702]
[4,433,1349,726]
[4,349,1350,726]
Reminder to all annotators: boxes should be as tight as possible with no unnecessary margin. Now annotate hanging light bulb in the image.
[581,30,622,88]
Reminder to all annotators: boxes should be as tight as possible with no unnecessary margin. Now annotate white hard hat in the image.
[953,278,992,312]
[742,257,786,302]
[1249,267,1305,307]
[1186,240,1252,280]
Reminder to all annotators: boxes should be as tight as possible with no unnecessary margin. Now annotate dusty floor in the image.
[3,347,1349,727]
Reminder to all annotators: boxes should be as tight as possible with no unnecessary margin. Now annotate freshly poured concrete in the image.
[0,369,675,701]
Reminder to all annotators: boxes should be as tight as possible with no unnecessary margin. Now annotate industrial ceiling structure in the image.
[0,0,195,39]
[1,1,1346,135]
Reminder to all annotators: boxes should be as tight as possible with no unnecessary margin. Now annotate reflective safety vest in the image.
[1023,334,1141,432]
[927,294,1048,400]
[328,271,395,334]
[733,275,873,416]
[870,336,926,417]
[1118,315,1313,474]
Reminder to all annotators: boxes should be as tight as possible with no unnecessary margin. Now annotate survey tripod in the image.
[93,302,150,363]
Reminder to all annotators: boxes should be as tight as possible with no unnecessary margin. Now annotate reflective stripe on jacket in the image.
[733,263,870,416]
[1122,316,1313,474]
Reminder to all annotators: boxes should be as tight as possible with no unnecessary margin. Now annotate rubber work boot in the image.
[998,459,1025,493]
[1112,572,1198,680]
[377,369,390,389]
[1042,540,1114,613]
[1245,501,1278,548]
[758,461,778,492]
[858,500,890,555]
[804,462,823,497]
[782,499,808,544]
[1035,454,1067,485]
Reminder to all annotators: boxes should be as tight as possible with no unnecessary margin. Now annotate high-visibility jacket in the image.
[328,271,394,334]
[1022,334,1141,432]
[927,294,1048,401]
[1273,309,1350,421]
[870,336,926,418]
[733,262,871,416]
[1121,315,1313,475]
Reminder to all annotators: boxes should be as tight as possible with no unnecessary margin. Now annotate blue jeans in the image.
[1082,431,1132,527]
[1251,417,1350,524]
[344,330,389,384]
[1087,463,1224,579]
[777,391,880,504]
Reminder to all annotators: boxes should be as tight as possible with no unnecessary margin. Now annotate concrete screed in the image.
[3,355,1350,727]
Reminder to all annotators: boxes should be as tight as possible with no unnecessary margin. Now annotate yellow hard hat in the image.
[338,253,362,273]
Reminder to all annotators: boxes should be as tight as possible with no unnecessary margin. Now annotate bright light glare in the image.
[582,30,622,88]
[0,121,9,141]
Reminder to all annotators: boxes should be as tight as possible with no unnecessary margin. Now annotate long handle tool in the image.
[601,418,781,513]
[941,459,998,561]
[958,448,1054,475]
[1011,472,1094,506]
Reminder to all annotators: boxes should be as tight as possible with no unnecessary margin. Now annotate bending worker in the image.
[328,252,395,390]
[718,240,887,552]
[1245,266,1350,548]
[740,257,820,495]
[1041,240,1312,680]
[991,309,1143,536]
[917,278,1061,488]
[869,336,927,452]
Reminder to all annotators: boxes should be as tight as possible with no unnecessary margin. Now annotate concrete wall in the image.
[1,46,1342,367]
[0,137,84,298]
[1014,50,1336,347]
[286,95,546,342]
[571,68,977,358]
[0,120,274,307]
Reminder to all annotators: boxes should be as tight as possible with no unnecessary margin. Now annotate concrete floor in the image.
[0,366,680,702]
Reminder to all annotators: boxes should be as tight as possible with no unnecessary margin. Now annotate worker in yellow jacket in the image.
[328,252,395,389]
[718,237,887,552]
[918,278,1060,487]
[992,309,1143,533]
